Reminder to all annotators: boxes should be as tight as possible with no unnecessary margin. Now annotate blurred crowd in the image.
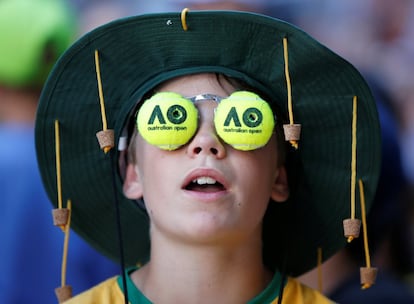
[1,0,413,303]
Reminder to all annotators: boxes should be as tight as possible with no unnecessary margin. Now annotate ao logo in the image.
[136,92,197,150]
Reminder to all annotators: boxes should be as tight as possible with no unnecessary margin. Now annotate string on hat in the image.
[94,50,114,153]
[342,96,377,289]
[358,179,378,289]
[181,8,189,31]
[317,247,323,293]
[52,120,73,303]
[282,37,301,149]
[59,200,72,296]
[94,50,129,304]
[343,96,361,242]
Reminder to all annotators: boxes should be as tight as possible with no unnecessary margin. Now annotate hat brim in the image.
[35,11,381,276]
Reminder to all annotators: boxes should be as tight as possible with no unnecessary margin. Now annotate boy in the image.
[35,10,381,303]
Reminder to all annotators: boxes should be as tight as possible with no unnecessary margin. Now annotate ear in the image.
[270,166,289,203]
[123,163,144,199]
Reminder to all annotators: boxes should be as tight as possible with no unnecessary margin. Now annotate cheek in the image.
[232,147,279,200]
[137,151,176,200]
[135,134,165,169]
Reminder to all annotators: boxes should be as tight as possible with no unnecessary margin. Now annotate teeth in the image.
[192,176,217,185]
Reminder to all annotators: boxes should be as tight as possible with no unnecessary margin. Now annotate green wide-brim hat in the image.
[35,10,381,276]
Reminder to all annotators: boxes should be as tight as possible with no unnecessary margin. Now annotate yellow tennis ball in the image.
[137,92,198,150]
[214,91,274,150]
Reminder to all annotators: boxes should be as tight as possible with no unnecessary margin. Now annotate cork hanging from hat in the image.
[282,37,301,149]
[52,120,73,303]
[342,96,377,288]
[358,179,378,289]
[343,96,362,242]
[94,50,115,153]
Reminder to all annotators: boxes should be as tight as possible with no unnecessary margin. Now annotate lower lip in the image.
[182,189,229,202]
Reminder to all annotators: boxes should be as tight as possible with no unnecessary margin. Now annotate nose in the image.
[186,102,226,158]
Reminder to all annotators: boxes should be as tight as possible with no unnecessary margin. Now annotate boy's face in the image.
[123,73,289,246]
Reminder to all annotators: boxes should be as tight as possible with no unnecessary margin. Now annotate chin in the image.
[181,216,243,243]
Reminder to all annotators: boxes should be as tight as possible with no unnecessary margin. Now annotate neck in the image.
[131,230,273,303]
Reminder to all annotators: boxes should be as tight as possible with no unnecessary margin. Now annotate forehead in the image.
[157,73,237,97]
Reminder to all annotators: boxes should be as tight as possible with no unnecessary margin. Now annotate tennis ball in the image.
[214,91,274,150]
[137,92,198,150]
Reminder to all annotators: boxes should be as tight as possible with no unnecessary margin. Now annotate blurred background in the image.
[1,0,413,303]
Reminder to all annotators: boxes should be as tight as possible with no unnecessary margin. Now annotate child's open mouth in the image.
[185,176,226,192]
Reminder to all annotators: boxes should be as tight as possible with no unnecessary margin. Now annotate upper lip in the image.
[182,168,229,190]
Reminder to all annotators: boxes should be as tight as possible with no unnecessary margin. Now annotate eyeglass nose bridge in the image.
[188,93,223,103]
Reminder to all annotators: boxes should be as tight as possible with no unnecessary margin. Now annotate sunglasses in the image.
[136,91,276,151]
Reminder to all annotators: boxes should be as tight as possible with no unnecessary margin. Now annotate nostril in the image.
[192,147,219,155]
[187,130,226,157]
